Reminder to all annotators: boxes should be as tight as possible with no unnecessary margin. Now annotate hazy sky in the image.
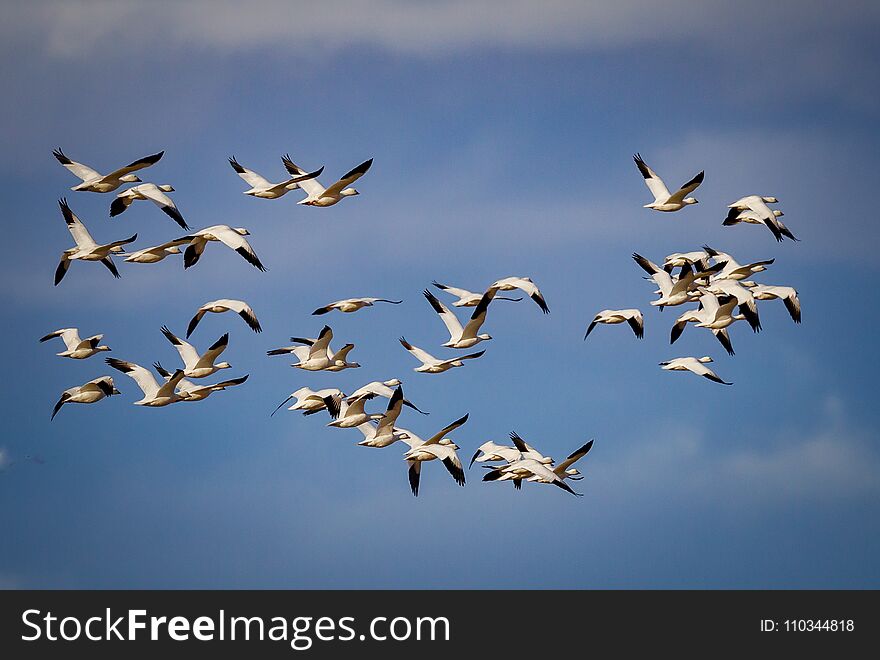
[1,1,879,588]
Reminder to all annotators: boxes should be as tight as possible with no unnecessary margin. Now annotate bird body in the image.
[312,297,401,315]
[177,225,265,271]
[110,183,188,229]
[228,156,323,198]
[55,199,136,285]
[53,148,163,193]
[399,337,485,373]
[186,299,261,337]
[633,153,703,212]
[40,328,110,359]
[283,155,373,206]
[161,326,231,378]
[659,356,732,385]
[585,309,644,339]
[51,376,120,419]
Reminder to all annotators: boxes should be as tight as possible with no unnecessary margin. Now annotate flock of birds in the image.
[37,148,801,496]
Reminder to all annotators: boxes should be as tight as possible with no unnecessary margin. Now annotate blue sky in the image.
[1,1,879,588]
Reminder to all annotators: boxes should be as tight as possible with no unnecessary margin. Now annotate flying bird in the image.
[54,198,136,285]
[702,246,774,281]
[399,337,485,374]
[487,277,549,314]
[398,414,469,496]
[726,196,794,242]
[51,376,120,420]
[354,386,405,448]
[228,156,324,198]
[267,326,359,371]
[311,297,402,315]
[269,387,344,417]
[431,281,521,307]
[633,253,700,308]
[106,358,187,406]
[742,282,801,324]
[122,239,189,264]
[723,206,798,241]
[633,153,704,212]
[186,299,261,337]
[53,148,164,193]
[348,379,428,414]
[659,356,732,385]
[39,328,111,359]
[584,309,644,340]
[282,154,373,206]
[177,225,265,271]
[160,326,231,378]
[110,183,188,229]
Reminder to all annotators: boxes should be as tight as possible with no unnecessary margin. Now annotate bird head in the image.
[479,333,492,340]
[699,356,713,363]
[384,378,402,386]
[165,246,182,254]
[159,185,175,192]
[217,362,232,370]
[234,228,250,236]
[121,174,141,183]
[684,197,699,205]
[341,188,359,196]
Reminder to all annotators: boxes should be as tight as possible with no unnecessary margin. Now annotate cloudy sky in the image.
[1,1,879,588]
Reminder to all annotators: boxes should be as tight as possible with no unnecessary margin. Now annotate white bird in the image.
[177,225,265,271]
[669,294,737,356]
[186,299,261,338]
[282,154,373,206]
[228,156,323,199]
[39,328,111,359]
[659,356,732,385]
[487,277,549,314]
[723,207,797,241]
[106,358,187,406]
[54,198,136,285]
[742,282,802,324]
[355,386,405,448]
[423,289,492,348]
[399,337,485,374]
[726,196,794,242]
[702,279,761,332]
[584,309,644,340]
[348,379,428,414]
[431,281,522,307]
[53,148,164,193]
[267,326,360,371]
[122,238,188,264]
[311,297,402,315]
[633,153,704,212]
[160,326,231,378]
[482,432,582,496]
[633,253,699,308]
[399,414,469,496]
[51,376,120,420]
[153,363,248,402]
[109,183,188,229]
[270,387,344,417]
[663,249,711,271]
[468,434,547,473]
[703,246,774,281]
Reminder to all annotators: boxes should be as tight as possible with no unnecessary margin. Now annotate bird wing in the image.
[281,154,326,197]
[375,386,404,434]
[422,413,469,447]
[308,325,333,359]
[156,369,186,399]
[423,289,463,340]
[667,170,705,204]
[196,333,229,369]
[461,292,492,339]
[399,337,436,365]
[53,148,100,182]
[321,158,373,198]
[633,153,671,202]
[136,183,188,229]
[186,309,208,338]
[432,281,474,299]
[160,325,200,369]
[554,440,594,474]
[744,197,783,242]
[106,357,160,397]
[104,151,164,180]
[40,328,81,351]
[59,198,97,249]
[212,226,266,271]
[228,157,273,189]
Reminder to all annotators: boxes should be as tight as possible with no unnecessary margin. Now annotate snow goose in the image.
[703,279,761,332]
[659,356,732,385]
[282,154,373,206]
[39,328,110,359]
[726,196,794,242]
[431,281,521,307]
[483,459,581,496]
[270,387,344,417]
[186,299,261,337]
[312,297,402,315]
[742,282,801,323]
[51,376,120,420]
[348,379,428,414]
[550,440,594,483]
[177,225,265,271]
[122,238,188,264]
[267,326,359,371]
[479,431,553,491]
[160,326,231,378]
[54,199,136,285]
[398,414,469,496]
[669,294,737,356]
[584,309,644,340]
[153,363,248,401]
[355,386,405,447]
[633,153,703,212]
[723,207,798,241]
[109,184,188,229]
[399,337,485,373]
[106,357,187,405]
[663,249,711,271]
[423,289,492,349]
[53,148,164,193]
[633,253,699,308]
[469,432,548,473]
[487,277,549,314]
[228,156,323,198]
[703,246,774,280]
